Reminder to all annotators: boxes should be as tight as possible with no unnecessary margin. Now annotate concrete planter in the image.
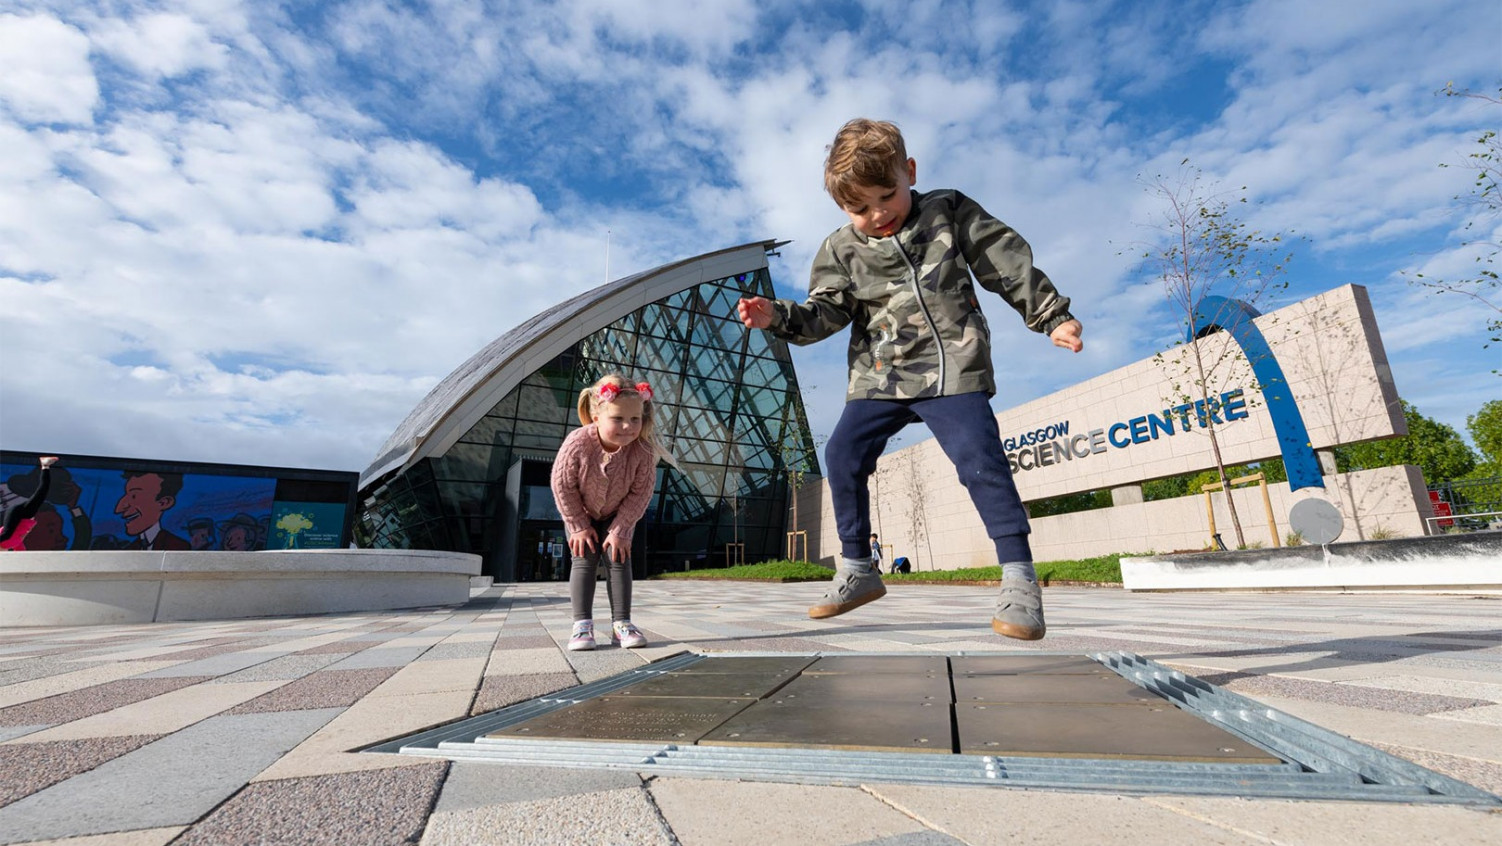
[0,548,481,626]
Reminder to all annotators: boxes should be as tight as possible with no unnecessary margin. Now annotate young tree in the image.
[1466,398,1502,472]
[1334,400,1477,485]
[1138,162,1294,548]
[1409,85,1500,365]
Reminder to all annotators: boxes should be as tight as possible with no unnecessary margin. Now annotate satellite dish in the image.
[1289,498,1344,545]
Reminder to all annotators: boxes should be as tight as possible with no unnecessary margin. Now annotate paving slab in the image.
[17,680,285,742]
[647,778,934,846]
[434,762,644,810]
[0,708,342,842]
[420,786,673,846]
[16,826,186,846]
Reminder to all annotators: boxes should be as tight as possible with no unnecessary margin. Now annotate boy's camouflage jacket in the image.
[767,188,1074,402]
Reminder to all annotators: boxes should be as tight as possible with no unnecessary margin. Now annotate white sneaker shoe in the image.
[568,620,596,651]
[611,620,648,649]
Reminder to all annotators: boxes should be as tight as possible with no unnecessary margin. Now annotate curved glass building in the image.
[356,240,820,582]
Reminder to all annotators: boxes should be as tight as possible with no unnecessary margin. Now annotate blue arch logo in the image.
[1187,296,1324,491]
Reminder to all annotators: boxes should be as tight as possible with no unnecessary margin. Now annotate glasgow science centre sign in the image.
[1005,389,1252,475]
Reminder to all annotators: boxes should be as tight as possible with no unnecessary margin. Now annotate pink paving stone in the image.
[0,677,212,726]
[225,667,401,714]
[173,761,448,846]
[471,672,578,715]
[0,734,162,808]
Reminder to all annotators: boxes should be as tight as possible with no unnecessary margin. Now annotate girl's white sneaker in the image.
[611,620,647,649]
[568,620,596,651]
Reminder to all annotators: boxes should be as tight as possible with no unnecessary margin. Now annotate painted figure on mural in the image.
[115,470,191,551]
[0,458,93,550]
[219,513,266,551]
[186,516,217,550]
[1,456,60,550]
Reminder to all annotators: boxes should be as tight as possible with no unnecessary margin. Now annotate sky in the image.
[1,0,1499,477]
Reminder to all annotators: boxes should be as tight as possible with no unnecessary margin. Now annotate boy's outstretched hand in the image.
[1050,319,1084,353]
[737,296,774,329]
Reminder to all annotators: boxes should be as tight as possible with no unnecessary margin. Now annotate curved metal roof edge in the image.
[360,238,786,490]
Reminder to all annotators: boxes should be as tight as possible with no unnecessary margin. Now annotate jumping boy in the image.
[737,118,1083,640]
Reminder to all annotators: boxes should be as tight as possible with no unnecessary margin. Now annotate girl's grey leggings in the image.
[569,517,632,622]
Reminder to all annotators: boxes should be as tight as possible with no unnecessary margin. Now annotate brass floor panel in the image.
[487,696,753,743]
[611,671,796,699]
[955,702,1280,763]
[670,656,816,676]
[701,698,953,753]
[953,673,1161,704]
[951,655,1114,675]
[802,655,948,675]
[774,671,952,704]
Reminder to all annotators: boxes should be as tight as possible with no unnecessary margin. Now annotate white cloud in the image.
[0,14,98,125]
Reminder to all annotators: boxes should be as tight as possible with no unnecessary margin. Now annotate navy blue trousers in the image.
[824,393,1032,564]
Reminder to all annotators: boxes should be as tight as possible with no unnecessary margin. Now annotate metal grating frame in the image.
[365,650,1501,805]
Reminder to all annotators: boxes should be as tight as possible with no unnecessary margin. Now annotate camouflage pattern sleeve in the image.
[767,236,859,345]
[953,192,1074,335]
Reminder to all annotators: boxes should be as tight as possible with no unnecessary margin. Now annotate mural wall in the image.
[0,454,355,552]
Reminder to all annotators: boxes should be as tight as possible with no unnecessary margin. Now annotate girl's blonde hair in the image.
[576,374,673,464]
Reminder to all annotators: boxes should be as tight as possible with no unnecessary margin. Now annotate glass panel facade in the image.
[356,267,820,581]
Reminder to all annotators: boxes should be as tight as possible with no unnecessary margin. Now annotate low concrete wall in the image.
[1120,532,1502,592]
[0,549,481,627]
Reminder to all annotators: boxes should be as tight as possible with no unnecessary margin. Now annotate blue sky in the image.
[1,0,1498,474]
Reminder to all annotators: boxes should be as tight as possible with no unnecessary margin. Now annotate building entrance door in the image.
[519,521,569,582]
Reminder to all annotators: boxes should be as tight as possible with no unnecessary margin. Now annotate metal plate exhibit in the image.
[670,656,816,676]
[951,655,1113,675]
[953,672,1161,704]
[488,695,753,743]
[774,671,952,704]
[955,701,1280,763]
[371,651,1502,805]
[802,655,948,675]
[609,671,797,699]
[701,697,953,753]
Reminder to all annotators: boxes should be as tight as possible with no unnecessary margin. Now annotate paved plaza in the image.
[1,581,1500,845]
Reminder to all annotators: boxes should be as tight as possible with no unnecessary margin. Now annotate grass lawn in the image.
[652,554,1125,585]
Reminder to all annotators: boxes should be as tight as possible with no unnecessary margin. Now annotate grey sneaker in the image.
[809,562,886,620]
[991,578,1046,640]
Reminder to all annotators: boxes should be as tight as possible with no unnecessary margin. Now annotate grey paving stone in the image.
[854,833,968,846]
[471,673,579,715]
[436,762,643,811]
[0,724,48,743]
[0,734,161,808]
[1197,672,1493,715]
[295,639,376,655]
[227,667,400,714]
[420,787,674,846]
[0,659,112,687]
[0,708,343,842]
[419,641,495,662]
[135,651,284,679]
[173,761,447,846]
[209,653,345,684]
[326,645,432,670]
[0,677,209,726]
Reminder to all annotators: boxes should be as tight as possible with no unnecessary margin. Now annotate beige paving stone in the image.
[1433,704,1502,727]
[420,787,673,846]
[241,631,370,653]
[1253,694,1502,764]
[867,784,1264,845]
[1143,795,1502,845]
[0,662,179,709]
[19,825,186,846]
[483,647,573,676]
[648,778,929,846]
[369,657,487,698]
[1340,675,1502,702]
[253,689,473,781]
[440,631,501,644]
[14,680,289,742]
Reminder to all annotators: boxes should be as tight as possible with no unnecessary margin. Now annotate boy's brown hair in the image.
[823,118,908,208]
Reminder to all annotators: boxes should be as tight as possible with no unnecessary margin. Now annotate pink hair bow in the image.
[635,381,653,402]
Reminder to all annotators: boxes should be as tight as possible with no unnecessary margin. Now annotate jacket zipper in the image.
[894,241,945,393]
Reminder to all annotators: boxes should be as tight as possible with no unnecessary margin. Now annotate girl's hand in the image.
[737,297,774,329]
[603,534,628,563]
[568,528,598,557]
